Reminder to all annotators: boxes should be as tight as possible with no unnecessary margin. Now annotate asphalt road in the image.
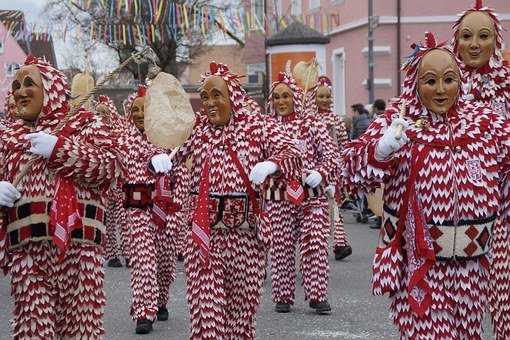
[0,212,494,339]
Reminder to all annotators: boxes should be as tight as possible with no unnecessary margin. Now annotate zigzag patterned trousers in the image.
[9,241,105,339]
[268,197,330,305]
[185,227,267,339]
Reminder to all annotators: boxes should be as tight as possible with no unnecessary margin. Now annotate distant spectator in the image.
[350,103,371,140]
[373,99,386,116]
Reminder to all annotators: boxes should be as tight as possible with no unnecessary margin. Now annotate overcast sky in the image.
[0,0,43,22]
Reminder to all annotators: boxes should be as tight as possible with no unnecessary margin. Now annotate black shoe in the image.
[369,217,382,229]
[275,302,291,313]
[334,245,352,261]
[135,318,153,334]
[310,300,331,315]
[177,254,184,262]
[107,258,123,268]
[157,306,169,321]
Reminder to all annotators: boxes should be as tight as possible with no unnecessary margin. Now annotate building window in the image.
[291,0,302,16]
[247,63,265,84]
[0,41,4,54]
[309,0,320,10]
[6,63,20,77]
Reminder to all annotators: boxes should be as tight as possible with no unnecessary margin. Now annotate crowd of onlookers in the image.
[342,98,387,229]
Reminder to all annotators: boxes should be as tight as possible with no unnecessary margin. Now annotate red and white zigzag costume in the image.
[173,63,301,339]
[121,86,190,321]
[0,56,119,339]
[306,76,350,251]
[95,95,130,262]
[266,72,338,306]
[452,2,510,338]
[343,37,510,339]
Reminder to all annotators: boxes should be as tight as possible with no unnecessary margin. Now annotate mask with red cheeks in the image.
[417,49,461,114]
[316,85,332,112]
[272,83,295,117]
[11,65,44,121]
[200,75,232,126]
[131,96,145,131]
[457,11,496,69]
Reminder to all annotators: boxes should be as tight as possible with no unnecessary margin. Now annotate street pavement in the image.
[0,212,494,339]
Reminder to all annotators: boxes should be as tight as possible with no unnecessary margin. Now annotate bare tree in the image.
[44,0,242,80]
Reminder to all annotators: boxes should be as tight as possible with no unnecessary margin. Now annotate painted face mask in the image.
[316,85,333,112]
[12,64,44,122]
[453,0,504,70]
[200,75,232,126]
[456,11,496,69]
[401,32,464,118]
[131,96,145,131]
[267,72,303,120]
[198,62,249,127]
[417,49,461,115]
[272,83,295,117]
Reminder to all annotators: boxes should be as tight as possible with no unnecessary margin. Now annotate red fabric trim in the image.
[367,142,395,170]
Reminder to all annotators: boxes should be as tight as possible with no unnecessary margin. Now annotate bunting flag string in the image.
[0,1,341,46]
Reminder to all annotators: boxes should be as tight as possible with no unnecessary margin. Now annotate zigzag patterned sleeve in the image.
[48,120,119,187]
[262,117,302,180]
[342,112,397,194]
[313,120,341,184]
[167,164,192,239]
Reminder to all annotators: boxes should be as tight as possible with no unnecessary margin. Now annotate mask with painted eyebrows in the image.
[457,11,496,68]
[417,49,460,114]
[12,65,44,121]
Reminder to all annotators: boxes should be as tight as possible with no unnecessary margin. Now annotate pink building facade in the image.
[0,21,27,113]
[269,0,510,115]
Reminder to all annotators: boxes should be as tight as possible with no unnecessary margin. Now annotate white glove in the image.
[26,132,58,159]
[375,118,409,161]
[249,161,278,185]
[305,170,322,188]
[0,181,21,207]
[151,153,173,174]
[325,185,336,198]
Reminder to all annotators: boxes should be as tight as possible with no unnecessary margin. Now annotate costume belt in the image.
[5,197,105,250]
[190,191,255,230]
[381,205,495,261]
[264,177,324,201]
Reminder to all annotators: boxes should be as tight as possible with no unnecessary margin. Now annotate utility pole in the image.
[367,0,375,104]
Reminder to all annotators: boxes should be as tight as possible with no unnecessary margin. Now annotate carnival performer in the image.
[95,95,130,267]
[452,2,510,337]
[121,85,190,334]
[342,32,510,339]
[149,62,301,339]
[0,56,119,338]
[265,72,338,314]
[306,75,352,261]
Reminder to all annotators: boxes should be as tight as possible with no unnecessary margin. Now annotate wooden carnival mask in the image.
[200,75,232,127]
[417,49,460,115]
[457,11,496,69]
[11,65,44,122]
[316,85,332,112]
[131,96,146,132]
[273,83,295,117]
